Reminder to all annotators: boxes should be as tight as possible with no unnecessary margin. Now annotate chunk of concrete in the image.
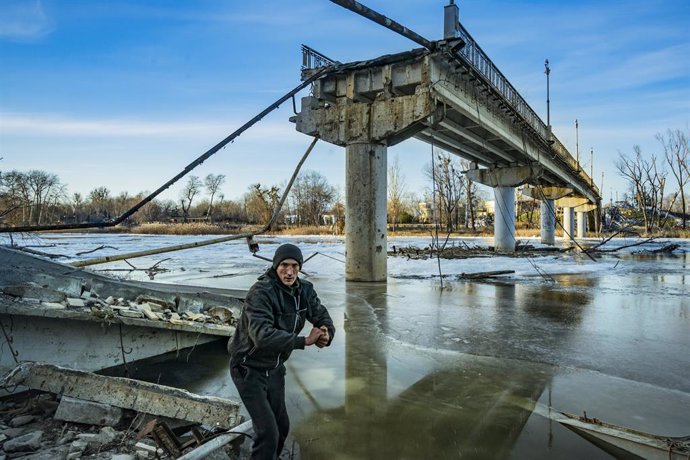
[66,298,86,308]
[111,454,136,460]
[119,309,144,318]
[41,301,66,310]
[2,430,43,452]
[55,396,123,426]
[9,415,35,427]
[135,295,175,310]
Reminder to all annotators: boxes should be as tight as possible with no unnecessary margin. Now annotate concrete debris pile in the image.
[0,363,244,459]
[0,282,237,328]
[0,392,240,460]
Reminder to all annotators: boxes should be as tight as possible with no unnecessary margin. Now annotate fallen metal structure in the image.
[0,245,245,377]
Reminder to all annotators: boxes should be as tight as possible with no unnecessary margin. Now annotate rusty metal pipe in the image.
[0,68,331,234]
[329,0,435,51]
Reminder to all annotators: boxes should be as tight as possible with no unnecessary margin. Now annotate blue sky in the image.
[1,0,688,205]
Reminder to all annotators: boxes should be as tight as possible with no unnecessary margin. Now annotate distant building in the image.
[418,202,433,223]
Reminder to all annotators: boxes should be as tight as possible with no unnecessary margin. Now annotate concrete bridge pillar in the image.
[494,186,516,252]
[522,187,573,246]
[562,207,574,239]
[557,196,596,241]
[467,165,543,253]
[540,200,556,245]
[345,143,388,282]
[576,211,587,238]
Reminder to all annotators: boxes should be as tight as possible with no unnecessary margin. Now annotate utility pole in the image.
[590,147,594,186]
[545,59,551,134]
[575,119,580,171]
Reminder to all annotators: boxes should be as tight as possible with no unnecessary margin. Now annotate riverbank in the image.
[47,222,690,239]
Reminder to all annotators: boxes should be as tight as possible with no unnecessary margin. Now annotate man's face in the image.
[276,258,300,286]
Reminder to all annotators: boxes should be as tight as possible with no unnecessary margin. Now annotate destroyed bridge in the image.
[293,0,601,281]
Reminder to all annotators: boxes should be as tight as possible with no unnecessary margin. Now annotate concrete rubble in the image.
[0,364,246,459]
[0,281,237,329]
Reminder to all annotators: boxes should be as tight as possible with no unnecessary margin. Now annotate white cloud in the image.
[0,112,302,141]
[0,0,53,40]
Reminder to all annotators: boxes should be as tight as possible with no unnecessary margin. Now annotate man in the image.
[229,243,335,459]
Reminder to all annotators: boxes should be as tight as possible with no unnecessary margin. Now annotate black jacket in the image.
[229,268,335,371]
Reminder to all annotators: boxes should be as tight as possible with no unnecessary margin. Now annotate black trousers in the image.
[231,363,289,460]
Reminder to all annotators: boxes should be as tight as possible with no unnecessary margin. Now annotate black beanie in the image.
[272,243,303,270]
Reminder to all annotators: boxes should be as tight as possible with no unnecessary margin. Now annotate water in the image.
[4,233,689,459]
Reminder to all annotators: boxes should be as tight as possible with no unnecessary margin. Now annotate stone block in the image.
[9,415,35,427]
[66,298,86,308]
[111,455,136,460]
[55,396,123,426]
[2,430,43,452]
[41,302,66,310]
[119,309,144,318]
[69,439,88,453]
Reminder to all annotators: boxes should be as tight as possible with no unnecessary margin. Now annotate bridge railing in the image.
[454,23,599,195]
[301,45,335,71]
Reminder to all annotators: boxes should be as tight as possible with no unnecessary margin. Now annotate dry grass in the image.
[131,223,237,235]
[98,222,690,240]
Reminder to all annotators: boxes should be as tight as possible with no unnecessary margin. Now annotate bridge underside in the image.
[295,46,600,279]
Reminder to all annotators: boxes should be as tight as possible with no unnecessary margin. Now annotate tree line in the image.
[0,154,489,232]
[616,129,689,231]
[5,128,684,234]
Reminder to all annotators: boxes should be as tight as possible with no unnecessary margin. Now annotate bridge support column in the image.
[522,187,573,246]
[562,207,574,239]
[576,211,587,238]
[494,186,515,252]
[467,165,543,254]
[345,143,387,282]
[540,200,556,245]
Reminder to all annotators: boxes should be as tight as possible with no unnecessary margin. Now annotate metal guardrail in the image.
[454,23,598,195]
[301,45,335,70]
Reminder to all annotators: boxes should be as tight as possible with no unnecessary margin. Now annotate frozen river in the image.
[4,233,689,459]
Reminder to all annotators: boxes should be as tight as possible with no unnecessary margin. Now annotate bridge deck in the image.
[300,45,600,203]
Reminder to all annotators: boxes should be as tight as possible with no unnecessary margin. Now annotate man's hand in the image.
[316,326,330,348]
[305,327,324,346]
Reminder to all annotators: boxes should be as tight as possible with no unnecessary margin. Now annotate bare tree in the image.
[658,129,689,228]
[425,150,465,232]
[244,183,280,224]
[388,155,406,231]
[179,175,202,221]
[88,186,112,220]
[460,159,480,230]
[290,171,335,226]
[204,173,226,219]
[616,147,666,232]
[0,170,64,225]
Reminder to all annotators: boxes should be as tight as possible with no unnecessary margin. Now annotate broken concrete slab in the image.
[3,429,43,452]
[66,298,86,308]
[55,396,123,426]
[41,301,66,310]
[135,295,175,310]
[2,363,241,429]
[9,415,36,427]
[119,309,145,318]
